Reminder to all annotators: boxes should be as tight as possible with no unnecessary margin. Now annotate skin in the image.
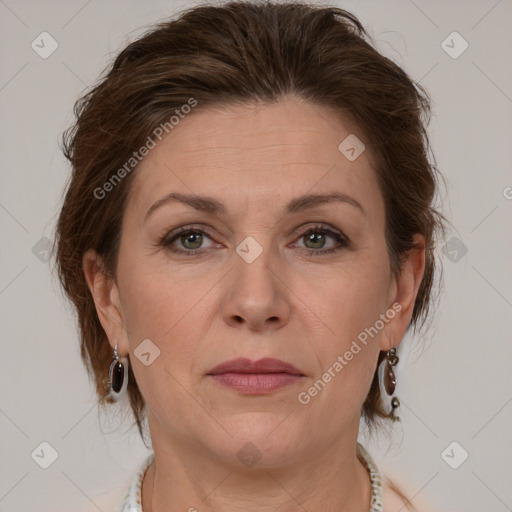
[84,96,425,512]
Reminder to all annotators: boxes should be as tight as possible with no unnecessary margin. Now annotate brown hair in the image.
[55,0,446,442]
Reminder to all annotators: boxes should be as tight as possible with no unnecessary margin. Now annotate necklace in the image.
[117,442,383,512]
[356,442,384,511]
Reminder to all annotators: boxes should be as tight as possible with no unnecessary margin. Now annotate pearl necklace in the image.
[356,442,384,511]
[117,443,383,512]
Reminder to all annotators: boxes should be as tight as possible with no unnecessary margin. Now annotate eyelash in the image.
[160,224,349,256]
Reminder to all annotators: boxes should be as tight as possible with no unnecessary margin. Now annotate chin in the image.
[203,414,307,469]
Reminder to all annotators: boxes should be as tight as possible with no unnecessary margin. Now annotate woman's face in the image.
[89,97,420,467]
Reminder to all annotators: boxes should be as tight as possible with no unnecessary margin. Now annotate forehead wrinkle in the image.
[175,142,332,154]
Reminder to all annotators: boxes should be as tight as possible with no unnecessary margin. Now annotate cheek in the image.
[120,278,177,340]
[117,252,222,379]
[117,267,208,417]
[300,249,389,399]
[117,242,205,337]
[311,250,390,337]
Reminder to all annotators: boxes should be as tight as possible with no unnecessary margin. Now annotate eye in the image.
[160,226,216,255]
[293,224,349,255]
[159,223,349,257]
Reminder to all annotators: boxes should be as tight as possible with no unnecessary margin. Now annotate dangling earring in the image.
[108,344,129,401]
[378,347,400,417]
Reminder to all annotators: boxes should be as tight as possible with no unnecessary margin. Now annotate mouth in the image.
[206,357,305,394]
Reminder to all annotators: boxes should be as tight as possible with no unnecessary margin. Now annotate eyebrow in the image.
[144,191,365,222]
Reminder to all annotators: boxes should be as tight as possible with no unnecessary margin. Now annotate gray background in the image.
[1,0,511,511]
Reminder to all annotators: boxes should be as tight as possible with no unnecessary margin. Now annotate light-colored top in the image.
[115,452,154,512]
[116,443,384,512]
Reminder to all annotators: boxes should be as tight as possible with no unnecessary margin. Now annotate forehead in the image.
[127,97,382,220]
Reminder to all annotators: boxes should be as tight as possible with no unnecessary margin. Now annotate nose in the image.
[221,245,291,332]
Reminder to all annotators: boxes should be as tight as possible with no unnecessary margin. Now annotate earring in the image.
[108,344,129,401]
[378,347,400,416]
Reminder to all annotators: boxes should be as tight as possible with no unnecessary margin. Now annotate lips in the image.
[206,358,305,394]
[207,357,304,376]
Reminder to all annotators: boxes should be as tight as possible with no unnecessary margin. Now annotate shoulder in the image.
[381,477,414,512]
[381,476,436,512]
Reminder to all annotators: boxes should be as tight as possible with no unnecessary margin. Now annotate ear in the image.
[82,249,129,355]
[380,234,426,352]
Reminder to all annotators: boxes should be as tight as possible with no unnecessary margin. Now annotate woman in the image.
[54,1,445,510]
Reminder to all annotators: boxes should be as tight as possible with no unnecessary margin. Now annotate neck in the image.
[141,415,371,512]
